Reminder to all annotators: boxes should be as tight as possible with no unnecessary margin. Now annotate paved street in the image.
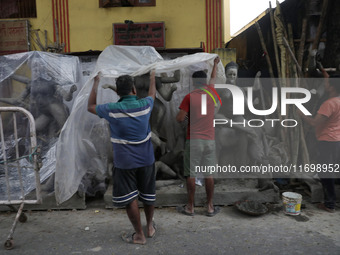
[0,198,339,255]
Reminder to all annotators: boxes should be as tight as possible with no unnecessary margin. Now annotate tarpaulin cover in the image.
[55,45,225,204]
[0,51,82,200]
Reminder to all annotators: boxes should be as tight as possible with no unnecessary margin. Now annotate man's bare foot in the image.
[147,221,156,238]
[177,205,194,216]
[317,203,335,213]
[121,232,146,245]
[206,206,220,217]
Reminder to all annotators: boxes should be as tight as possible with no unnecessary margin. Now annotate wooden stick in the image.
[34,30,45,51]
[55,19,59,49]
[274,0,287,81]
[299,124,310,165]
[256,19,288,144]
[297,18,307,69]
[288,24,295,57]
[30,31,44,51]
[282,37,303,77]
[290,116,299,165]
[255,22,275,80]
[312,0,329,50]
[288,23,299,81]
[303,0,329,76]
[294,38,326,43]
[44,30,48,50]
[269,1,281,78]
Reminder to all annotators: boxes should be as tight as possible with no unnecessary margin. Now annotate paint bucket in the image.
[282,192,302,215]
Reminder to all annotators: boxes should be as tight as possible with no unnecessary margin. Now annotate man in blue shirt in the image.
[88,71,156,245]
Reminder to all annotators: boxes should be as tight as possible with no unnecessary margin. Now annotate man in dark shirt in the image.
[88,71,156,244]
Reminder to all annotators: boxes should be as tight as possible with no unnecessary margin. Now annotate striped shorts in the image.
[112,164,156,207]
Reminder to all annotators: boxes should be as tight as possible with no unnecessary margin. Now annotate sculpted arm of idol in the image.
[0,74,31,107]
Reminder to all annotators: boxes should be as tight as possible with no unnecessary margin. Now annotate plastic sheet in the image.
[55,45,225,204]
[0,51,82,200]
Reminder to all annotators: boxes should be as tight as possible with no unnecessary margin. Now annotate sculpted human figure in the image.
[215,61,278,190]
[216,61,260,170]
[134,70,180,136]
[0,57,77,137]
[0,56,78,195]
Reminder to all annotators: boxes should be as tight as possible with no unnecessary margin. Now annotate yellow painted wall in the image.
[5,0,231,53]
[68,0,206,51]
[28,0,54,48]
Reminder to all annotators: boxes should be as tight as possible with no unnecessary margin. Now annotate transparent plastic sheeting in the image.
[0,51,82,200]
[55,45,225,204]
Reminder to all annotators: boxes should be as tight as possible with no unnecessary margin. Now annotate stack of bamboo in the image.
[255,0,329,169]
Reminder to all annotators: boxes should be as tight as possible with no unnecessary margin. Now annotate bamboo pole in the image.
[55,19,59,49]
[44,30,48,49]
[299,124,310,165]
[274,0,290,161]
[34,30,45,51]
[297,18,307,69]
[269,1,281,79]
[281,41,310,166]
[287,23,300,166]
[255,22,275,80]
[255,20,287,143]
[288,24,295,53]
[282,37,304,77]
[274,0,287,82]
[288,24,297,78]
[312,0,329,50]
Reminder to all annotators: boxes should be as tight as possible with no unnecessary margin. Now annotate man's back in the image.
[96,95,155,169]
[180,87,215,140]
[97,95,153,142]
[316,97,340,141]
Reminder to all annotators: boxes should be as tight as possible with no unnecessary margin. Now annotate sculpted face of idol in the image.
[30,58,43,81]
[226,67,238,85]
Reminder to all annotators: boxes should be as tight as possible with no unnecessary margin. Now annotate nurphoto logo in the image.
[201,84,312,128]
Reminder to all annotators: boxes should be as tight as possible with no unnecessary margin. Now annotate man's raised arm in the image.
[148,70,156,99]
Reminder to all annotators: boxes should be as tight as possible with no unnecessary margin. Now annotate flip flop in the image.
[176,205,194,216]
[147,221,157,238]
[206,206,220,217]
[121,232,146,245]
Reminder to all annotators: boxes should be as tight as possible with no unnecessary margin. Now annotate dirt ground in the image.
[0,197,339,255]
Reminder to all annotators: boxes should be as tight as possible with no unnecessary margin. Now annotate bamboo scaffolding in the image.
[273,0,289,149]
[255,20,288,145]
[274,0,288,83]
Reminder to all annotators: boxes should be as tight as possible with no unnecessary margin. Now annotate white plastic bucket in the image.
[282,192,302,215]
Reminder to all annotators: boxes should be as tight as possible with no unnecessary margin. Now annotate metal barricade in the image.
[0,107,41,250]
